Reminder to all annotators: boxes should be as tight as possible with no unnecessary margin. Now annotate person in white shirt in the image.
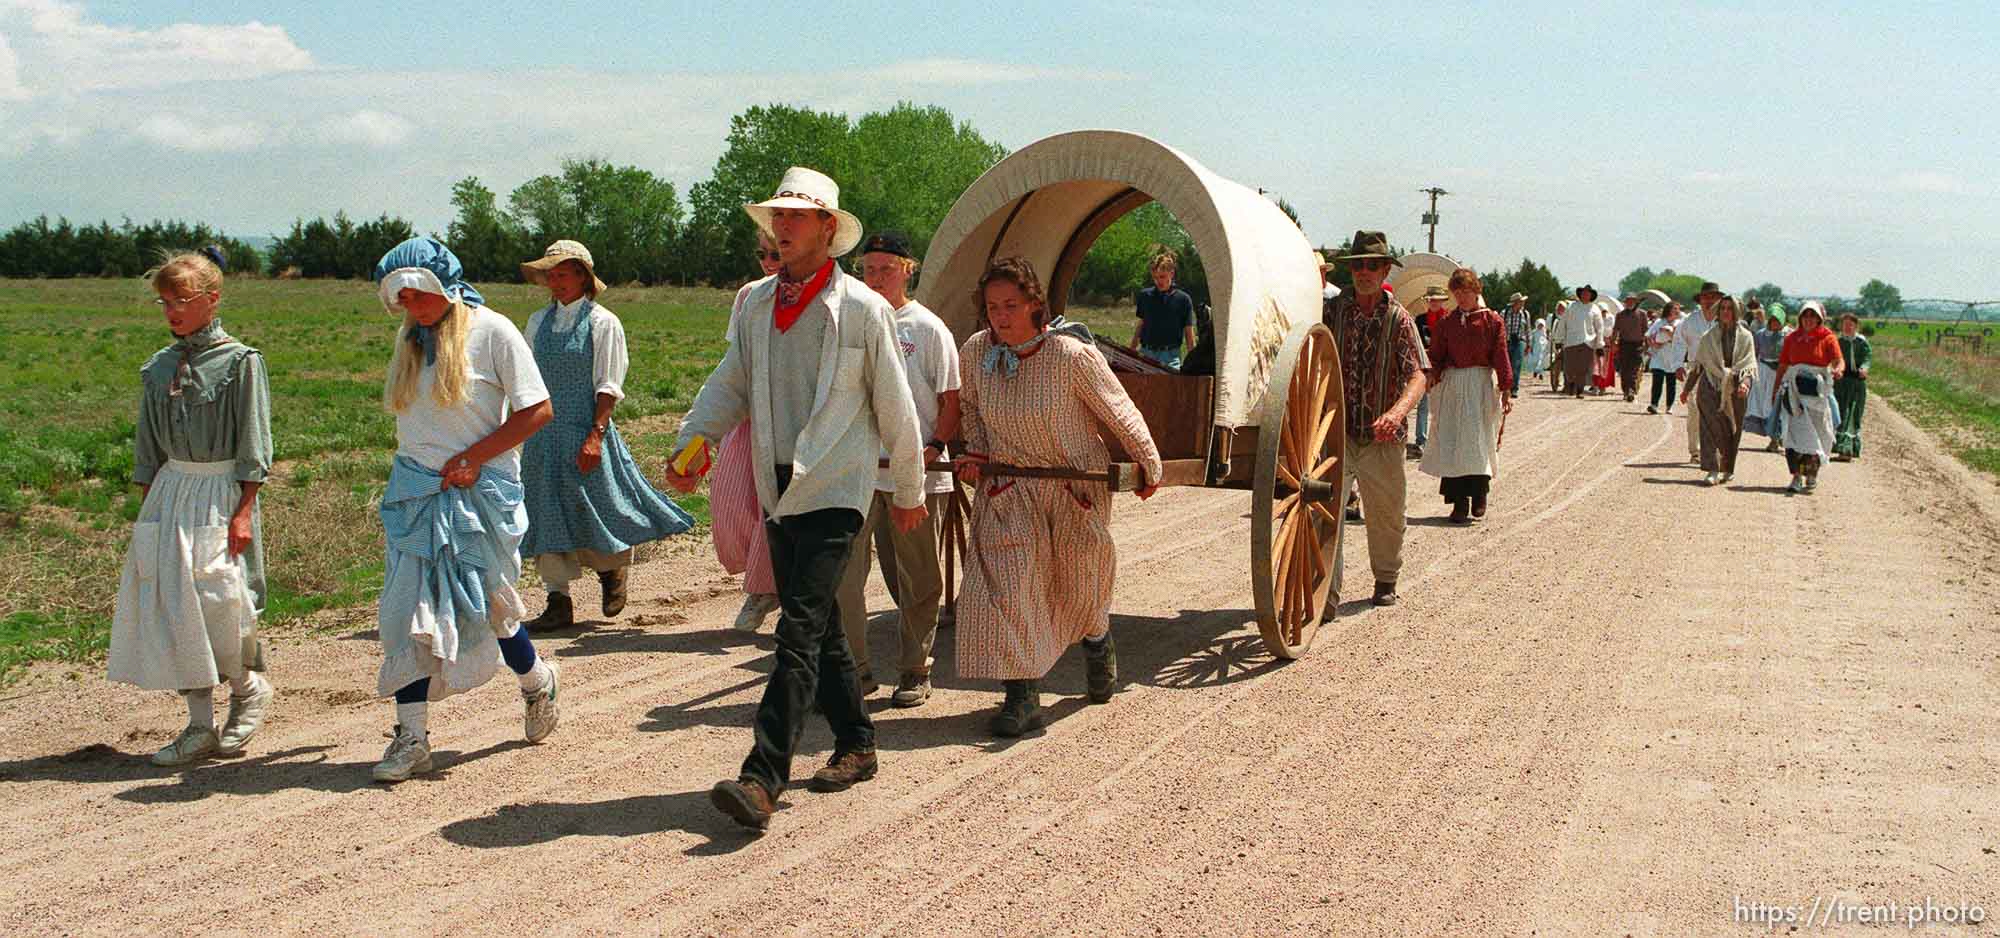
[1558,285,1603,399]
[665,167,927,831]
[1675,282,1724,461]
[1645,302,1686,414]
[836,231,960,709]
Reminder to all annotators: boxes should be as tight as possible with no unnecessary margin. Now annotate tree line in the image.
[1616,266,1905,317]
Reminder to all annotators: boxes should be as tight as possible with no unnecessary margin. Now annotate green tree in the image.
[840,102,1007,266]
[1647,270,1707,304]
[684,104,852,285]
[1857,278,1903,317]
[1480,258,1566,321]
[507,158,685,284]
[1617,266,1656,299]
[447,176,528,282]
[1744,282,1786,309]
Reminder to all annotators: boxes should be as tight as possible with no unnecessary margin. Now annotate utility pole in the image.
[1419,186,1448,252]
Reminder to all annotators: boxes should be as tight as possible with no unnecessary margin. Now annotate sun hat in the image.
[1509,292,1527,303]
[1338,230,1403,266]
[520,239,609,297]
[1420,285,1450,302]
[745,166,864,258]
[1575,284,1598,300]
[372,237,484,312]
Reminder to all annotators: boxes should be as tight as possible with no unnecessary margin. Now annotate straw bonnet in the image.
[745,166,864,258]
[520,239,609,297]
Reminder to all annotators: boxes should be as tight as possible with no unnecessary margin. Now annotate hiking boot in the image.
[1083,633,1117,704]
[151,725,219,767]
[1405,443,1424,460]
[598,568,628,617]
[1372,581,1399,607]
[522,660,560,743]
[1704,471,1720,486]
[808,749,879,792]
[891,672,932,708]
[1471,495,1487,519]
[216,674,273,755]
[989,680,1043,737]
[525,592,573,631]
[711,777,776,830]
[371,725,432,783]
[733,593,779,632]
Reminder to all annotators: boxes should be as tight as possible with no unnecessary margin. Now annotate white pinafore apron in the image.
[107,459,259,690]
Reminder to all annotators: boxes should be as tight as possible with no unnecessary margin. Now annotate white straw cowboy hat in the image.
[520,239,609,297]
[745,166,864,258]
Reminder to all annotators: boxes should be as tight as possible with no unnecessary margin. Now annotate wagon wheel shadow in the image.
[1149,633,1283,689]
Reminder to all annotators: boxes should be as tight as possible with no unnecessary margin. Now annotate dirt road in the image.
[3,389,1996,936]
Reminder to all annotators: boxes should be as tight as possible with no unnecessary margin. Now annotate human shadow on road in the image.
[1639,476,1707,487]
[1728,484,1795,495]
[1407,515,1476,528]
[437,788,760,855]
[556,623,769,661]
[108,739,532,804]
[1626,461,1699,469]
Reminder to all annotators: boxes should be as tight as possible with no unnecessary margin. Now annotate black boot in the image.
[989,679,1044,737]
[597,567,628,617]
[525,592,573,630]
[1083,633,1117,704]
[1448,498,1471,525]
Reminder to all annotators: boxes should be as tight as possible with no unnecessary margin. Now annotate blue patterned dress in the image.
[520,300,693,560]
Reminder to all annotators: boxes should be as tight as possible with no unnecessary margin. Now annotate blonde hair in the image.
[147,252,223,295]
[384,298,473,413]
[1148,248,1178,274]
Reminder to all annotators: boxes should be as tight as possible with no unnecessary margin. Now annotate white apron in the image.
[1780,365,1838,460]
[107,459,258,690]
[1419,366,1502,479]
[1744,361,1779,426]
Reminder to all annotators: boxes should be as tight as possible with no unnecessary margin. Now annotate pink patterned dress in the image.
[955,331,1163,681]
[709,283,774,594]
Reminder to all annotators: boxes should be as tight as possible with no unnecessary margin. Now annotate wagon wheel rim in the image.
[1251,320,1345,660]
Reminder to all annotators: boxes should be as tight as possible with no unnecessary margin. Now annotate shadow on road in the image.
[1640,476,1706,487]
[437,788,760,855]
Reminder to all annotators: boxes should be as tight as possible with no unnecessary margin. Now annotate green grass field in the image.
[1863,320,2000,478]
[0,275,1142,682]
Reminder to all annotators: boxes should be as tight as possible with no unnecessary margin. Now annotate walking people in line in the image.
[1744,308,1791,449]
[1677,282,1724,463]
[1418,268,1513,524]
[1526,316,1551,382]
[518,240,694,630]
[108,251,275,767]
[368,238,562,784]
[1323,231,1427,607]
[1612,293,1649,402]
[1682,296,1755,485]
[1775,301,1845,494]
[1645,302,1684,415]
[1129,251,1196,369]
[1502,292,1530,398]
[1833,314,1871,461]
[952,257,1162,737]
[836,232,960,708]
[1559,285,1604,399]
[713,234,785,631]
[664,167,929,831]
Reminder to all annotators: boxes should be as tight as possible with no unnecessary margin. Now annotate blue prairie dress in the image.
[519,299,692,565]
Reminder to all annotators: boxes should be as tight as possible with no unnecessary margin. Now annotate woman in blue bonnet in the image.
[515,240,692,631]
[950,257,1161,738]
[367,237,562,784]
[108,250,276,767]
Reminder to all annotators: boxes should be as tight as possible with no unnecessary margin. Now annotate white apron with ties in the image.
[107,459,258,690]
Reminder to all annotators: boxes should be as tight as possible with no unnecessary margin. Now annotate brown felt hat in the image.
[1338,230,1402,266]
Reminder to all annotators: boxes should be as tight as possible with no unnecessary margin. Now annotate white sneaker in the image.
[523,660,560,744]
[1786,475,1804,493]
[217,676,273,755]
[151,725,219,767]
[1703,472,1720,486]
[733,593,779,632]
[372,725,433,783]
[1804,476,1818,493]
[1719,472,1733,484]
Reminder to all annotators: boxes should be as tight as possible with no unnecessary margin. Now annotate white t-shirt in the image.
[1646,318,1685,371]
[877,299,959,494]
[394,305,551,478]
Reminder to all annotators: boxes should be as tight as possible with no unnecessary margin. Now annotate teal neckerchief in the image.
[980,317,1094,377]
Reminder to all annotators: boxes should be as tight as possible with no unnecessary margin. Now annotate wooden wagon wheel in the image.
[1250,320,1345,659]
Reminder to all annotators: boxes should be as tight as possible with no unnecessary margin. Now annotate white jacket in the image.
[1560,301,1602,349]
[677,267,926,519]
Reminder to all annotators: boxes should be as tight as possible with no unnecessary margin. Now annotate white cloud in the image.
[134,113,263,152]
[852,58,1133,85]
[0,33,26,101]
[0,0,312,96]
[320,109,416,149]
[1890,171,1962,195]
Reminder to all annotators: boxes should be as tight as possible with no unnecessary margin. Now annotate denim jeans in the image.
[1414,394,1430,446]
[739,466,874,794]
[1506,336,1526,391]
[1649,369,1678,409]
[1139,344,1183,369]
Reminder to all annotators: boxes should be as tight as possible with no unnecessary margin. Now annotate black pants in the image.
[1616,344,1645,397]
[1650,369,1678,409]
[740,466,873,794]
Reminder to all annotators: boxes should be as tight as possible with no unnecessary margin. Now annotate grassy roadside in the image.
[1871,359,2000,479]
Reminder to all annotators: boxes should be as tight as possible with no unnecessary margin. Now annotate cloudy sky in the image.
[2,0,1995,299]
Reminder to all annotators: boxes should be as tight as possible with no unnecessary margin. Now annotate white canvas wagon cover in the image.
[916,130,1321,429]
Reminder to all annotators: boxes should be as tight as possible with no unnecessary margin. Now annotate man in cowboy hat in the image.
[1502,292,1530,399]
[1559,285,1604,399]
[518,239,693,631]
[665,166,929,830]
[1322,230,1425,608]
[1675,281,1725,461]
[836,230,959,709]
[1612,292,1650,403]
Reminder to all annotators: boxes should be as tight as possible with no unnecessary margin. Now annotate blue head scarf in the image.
[373,237,484,366]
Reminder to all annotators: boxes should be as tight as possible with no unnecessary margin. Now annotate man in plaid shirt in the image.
[1501,293,1530,398]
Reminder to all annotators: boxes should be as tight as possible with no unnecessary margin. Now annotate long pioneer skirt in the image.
[1562,345,1595,391]
[108,459,260,690]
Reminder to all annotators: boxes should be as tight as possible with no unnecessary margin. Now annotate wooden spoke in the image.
[1312,453,1340,480]
[1254,320,1344,661]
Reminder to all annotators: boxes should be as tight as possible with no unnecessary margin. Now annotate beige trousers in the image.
[1684,369,1704,458]
[535,547,631,594]
[1342,439,1408,584]
[837,491,947,678]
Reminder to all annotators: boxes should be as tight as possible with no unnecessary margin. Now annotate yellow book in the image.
[672,434,708,475]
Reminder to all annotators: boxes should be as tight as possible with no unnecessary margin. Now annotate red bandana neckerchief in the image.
[773,260,835,333]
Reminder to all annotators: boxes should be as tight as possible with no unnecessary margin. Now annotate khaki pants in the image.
[1683,368,1704,458]
[535,547,631,594]
[1342,439,1407,584]
[837,491,946,678]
